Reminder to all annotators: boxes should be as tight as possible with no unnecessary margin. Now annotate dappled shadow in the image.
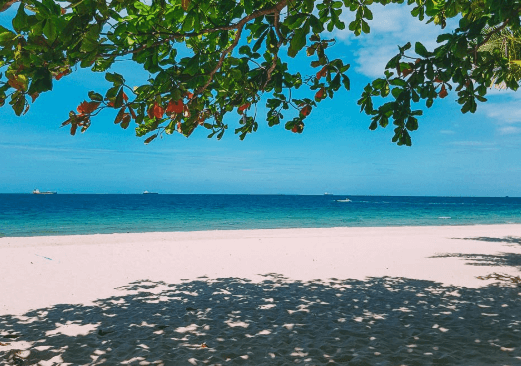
[1,276,520,365]
[432,236,521,270]
[454,236,521,246]
[431,252,521,268]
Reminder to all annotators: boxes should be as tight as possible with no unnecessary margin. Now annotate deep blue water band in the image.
[1,194,520,237]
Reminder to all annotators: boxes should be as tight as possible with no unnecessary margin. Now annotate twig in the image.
[195,0,288,96]
[102,0,288,58]
[0,0,19,12]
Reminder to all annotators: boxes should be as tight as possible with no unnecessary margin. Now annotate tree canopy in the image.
[0,0,520,145]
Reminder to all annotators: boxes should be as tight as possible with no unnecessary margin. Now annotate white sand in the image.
[1,225,521,365]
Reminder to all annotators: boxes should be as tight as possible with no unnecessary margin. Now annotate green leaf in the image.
[0,28,16,43]
[114,88,124,108]
[29,68,53,94]
[13,95,25,116]
[88,91,104,102]
[308,15,324,33]
[288,24,309,57]
[285,14,307,30]
[182,12,194,32]
[43,19,57,40]
[454,37,468,58]
[105,72,124,85]
[12,4,29,33]
[361,20,370,34]
[405,117,418,131]
[414,42,429,57]
[303,0,314,13]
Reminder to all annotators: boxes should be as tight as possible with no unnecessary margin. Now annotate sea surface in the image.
[0,194,520,237]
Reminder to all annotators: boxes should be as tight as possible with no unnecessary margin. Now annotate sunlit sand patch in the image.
[39,354,67,366]
[224,320,249,328]
[45,321,100,337]
[175,324,199,333]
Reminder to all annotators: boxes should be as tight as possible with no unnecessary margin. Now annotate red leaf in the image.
[314,87,325,101]
[30,93,39,103]
[144,134,157,144]
[166,99,184,114]
[291,123,304,133]
[300,105,311,117]
[122,92,129,102]
[54,69,70,80]
[8,77,24,91]
[316,66,328,80]
[238,103,250,114]
[401,68,412,77]
[129,106,137,119]
[148,102,164,119]
[439,85,448,98]
[77,101,100,115]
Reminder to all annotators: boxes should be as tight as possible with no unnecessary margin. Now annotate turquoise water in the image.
[0,194,520,237]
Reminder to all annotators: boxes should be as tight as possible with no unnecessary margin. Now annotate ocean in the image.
[0,194,520,237]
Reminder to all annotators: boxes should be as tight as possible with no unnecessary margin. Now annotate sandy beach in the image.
[1,224,521,365]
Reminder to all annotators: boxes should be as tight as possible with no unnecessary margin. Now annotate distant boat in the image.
[324,192,334,195]
[336,198,351,202]
[33,189,56,195]
[143,191,158,194]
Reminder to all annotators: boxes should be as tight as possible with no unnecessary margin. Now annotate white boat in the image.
[33,189,56,195]
[336,198,351,202]
[324,192,334,195]
[143,191,158,194]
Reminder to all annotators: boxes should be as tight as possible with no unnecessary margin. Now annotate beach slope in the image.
[1,225,520,364]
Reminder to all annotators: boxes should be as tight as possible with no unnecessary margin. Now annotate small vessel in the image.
[324,192,334,195]
[336,198,351,202]
[33,189,56,195]
[143,191,158,194]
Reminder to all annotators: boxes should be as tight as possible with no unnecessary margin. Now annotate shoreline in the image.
[2,224,521,364]
[2,221,521,240]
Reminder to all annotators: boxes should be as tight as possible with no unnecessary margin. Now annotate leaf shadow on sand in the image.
[1,273,521,365]
[432,236,521,269]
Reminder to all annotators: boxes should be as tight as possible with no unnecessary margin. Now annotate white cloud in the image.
[450,141,491,147]
[498,126,521,135]
[335,3,458,78]
[480,103,521,124]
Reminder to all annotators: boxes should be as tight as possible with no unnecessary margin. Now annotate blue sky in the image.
[1,3,520,196]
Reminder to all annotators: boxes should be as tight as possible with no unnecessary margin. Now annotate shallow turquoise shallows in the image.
[0,194,520,237]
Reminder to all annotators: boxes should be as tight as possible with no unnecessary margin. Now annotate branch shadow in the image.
[432,236,521,269]
[456,237,521,246]
[1,276,521,365]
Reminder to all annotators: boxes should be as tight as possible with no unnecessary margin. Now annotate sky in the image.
[1,3,520,196]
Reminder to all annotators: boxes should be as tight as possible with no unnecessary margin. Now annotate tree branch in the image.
[193,0,288,96]
[263,12,284,90]
[1,0,19,12]
[101,0,288,58]
[471,19,511,55]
